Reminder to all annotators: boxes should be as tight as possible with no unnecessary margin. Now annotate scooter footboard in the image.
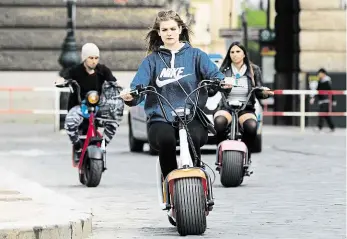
[216,140,248,165]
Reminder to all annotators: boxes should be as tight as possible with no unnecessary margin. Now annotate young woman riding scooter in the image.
[120,10,225,179]
[121,11,228,232]
[211,41,274,160]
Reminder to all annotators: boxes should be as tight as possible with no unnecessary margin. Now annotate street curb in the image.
[0,168,93,239]
[0,217,92,239]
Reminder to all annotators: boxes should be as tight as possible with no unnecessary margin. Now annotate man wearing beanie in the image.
[56,43,124,161]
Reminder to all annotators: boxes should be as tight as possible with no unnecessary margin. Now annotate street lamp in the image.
[241,1,248,50]
[58,0,80,130]
[266,0,270,29]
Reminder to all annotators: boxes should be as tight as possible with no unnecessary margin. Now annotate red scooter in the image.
[56,80,118,187]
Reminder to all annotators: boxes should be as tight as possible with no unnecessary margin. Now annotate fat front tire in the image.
[174,177,206,236]
[83,158,104,187]
[220,151,244,187]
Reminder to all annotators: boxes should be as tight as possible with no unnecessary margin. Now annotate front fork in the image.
[202,168,215,211]
[244,151,253,176]
[101,139,107,171]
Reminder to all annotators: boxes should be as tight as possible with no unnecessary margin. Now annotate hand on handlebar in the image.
[220,81,233,89]
[220,77,234,89]
[203,79,232,89]
[254,86,274,97]
[119,88,134,101]
[260,87,274,96]
[54,77,67,87]
[263,90,274,96]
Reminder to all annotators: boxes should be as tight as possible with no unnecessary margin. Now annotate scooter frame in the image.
[72,110,105,171]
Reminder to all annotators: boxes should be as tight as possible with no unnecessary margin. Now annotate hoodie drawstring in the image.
[170,50,178,69]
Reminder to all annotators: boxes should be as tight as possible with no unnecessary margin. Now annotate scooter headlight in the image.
[86,91,99,105]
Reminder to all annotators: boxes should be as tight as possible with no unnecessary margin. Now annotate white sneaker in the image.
[313,127,322,133]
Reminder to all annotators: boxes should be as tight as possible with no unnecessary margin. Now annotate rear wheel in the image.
[79,173,86,185]
[149,145,159,155]
[174,177,206,236]
[220,151,244,187]
[73,146,85,185]
[251,134,262,153]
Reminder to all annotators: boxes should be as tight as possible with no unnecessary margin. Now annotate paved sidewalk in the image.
[0,167,92,239]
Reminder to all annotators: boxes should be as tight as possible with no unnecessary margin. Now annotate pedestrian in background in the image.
[310,68,335,132]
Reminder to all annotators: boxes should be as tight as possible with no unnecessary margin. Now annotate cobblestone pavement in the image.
[0,124,345,238]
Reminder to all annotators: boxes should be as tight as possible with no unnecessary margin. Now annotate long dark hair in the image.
[220,41,251,71]
[145,10,192,54]
[219,41,254,85]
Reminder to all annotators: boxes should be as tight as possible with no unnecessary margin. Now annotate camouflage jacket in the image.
[99,80,124,123]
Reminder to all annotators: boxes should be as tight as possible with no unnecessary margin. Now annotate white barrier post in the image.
[54,89,60,132]
[300,93,305,132]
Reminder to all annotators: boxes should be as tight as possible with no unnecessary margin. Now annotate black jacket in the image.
[312,75,335,104]
[59,63,117,110]
[208,64,267,110]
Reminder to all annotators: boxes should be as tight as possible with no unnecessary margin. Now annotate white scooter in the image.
[123,81,218,236]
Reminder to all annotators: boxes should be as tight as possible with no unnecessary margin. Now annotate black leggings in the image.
[148,119,208,179]
[214,115,257,157]
[318,103,335,130]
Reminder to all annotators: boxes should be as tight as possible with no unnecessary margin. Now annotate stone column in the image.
[299,0,346,127]
[299,0,346,73]
[190,0,238,54]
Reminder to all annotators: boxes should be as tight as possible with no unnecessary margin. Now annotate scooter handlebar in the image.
[54,80,82,104]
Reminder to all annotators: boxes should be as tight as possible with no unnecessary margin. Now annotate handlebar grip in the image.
[55,79,74,88]
[129,91,138,97]
[55,83,66,88]
[129,84,145,97]
[135,84,144,90]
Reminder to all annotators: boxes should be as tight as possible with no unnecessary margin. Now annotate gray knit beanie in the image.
[81,43,100,62]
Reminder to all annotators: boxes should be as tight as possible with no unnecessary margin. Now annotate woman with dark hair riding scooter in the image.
[211,41,273,161]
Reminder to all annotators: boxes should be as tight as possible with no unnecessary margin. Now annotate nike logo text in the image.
[156,67,192,88]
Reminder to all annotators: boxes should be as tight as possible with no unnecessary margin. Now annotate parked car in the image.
[127,91,263,155]
[207,53,223,67]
